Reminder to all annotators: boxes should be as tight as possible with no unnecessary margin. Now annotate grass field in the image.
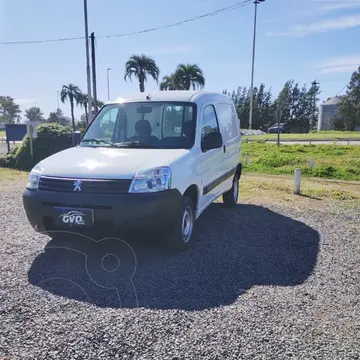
[0,130,5,138]
[242,142,360,181]
[242,130,360,142]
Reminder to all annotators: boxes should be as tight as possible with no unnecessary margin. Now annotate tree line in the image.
[333,66,360,131]
[0,85,105,131]
[223,80,321,132]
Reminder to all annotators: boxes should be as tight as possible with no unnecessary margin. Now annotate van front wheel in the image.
[223,173,239,207]
[165,196,195,250]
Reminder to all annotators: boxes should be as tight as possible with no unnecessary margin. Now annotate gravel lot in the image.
[0,180,359,359]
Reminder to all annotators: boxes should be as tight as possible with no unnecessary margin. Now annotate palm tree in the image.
[97,100,105,108]
[174,64,205,91]
[124,54,160,92]
[160,74,185,91]
[78,93,106,124]
[60,84,81,130]
[78,93,89,125]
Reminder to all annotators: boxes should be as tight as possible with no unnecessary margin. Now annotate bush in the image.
[0,123,73,171]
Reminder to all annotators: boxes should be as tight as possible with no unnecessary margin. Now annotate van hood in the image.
[39,146,190,179]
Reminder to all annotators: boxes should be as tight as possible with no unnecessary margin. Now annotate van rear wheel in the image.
[223,173,239,207]
[165,195,195,250]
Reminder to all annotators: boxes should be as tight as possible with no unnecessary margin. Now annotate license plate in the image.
[54,207,94,227]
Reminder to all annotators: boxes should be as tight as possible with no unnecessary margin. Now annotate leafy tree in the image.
[60,84,82,130]
[78,93,89,124]
[173,64,205,90]
[0,96,21,123]
[78,93,105,121]
[77,114,88,130]
[160,74,185,91]
[225,80,320,132]
[336,66,360,130]
[47,108,70,127]
[330,111,346,130]
[97,100,105,108]
[124,54,160,93]
[25,107,45,122]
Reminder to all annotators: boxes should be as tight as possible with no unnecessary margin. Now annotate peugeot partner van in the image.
[23,91,242,249]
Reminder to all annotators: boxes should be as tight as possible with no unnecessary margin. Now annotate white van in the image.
[23,91,242,249]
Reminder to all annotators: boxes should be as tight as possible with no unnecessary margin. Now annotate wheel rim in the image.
[233,177,239,203]
[182,206,194,243]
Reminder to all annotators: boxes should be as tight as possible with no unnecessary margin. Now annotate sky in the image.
[1,0,360,121]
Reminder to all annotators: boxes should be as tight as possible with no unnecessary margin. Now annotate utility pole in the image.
[311,80,320,130]
[83,0,93,124]
[249,0,265,130]
[90,32,98,114]
[107,68,112,101]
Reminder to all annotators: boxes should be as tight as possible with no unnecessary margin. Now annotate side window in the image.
[216,103,239,141]
[201,105,219,140]
[86,106,118,140]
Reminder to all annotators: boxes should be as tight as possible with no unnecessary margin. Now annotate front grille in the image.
[38,176,131,194]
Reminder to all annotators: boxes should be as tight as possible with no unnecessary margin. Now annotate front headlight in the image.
[26,163,44,190]
[129,167,171,193]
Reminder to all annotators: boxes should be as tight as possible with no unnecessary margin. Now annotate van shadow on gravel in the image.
[28,204,320,311]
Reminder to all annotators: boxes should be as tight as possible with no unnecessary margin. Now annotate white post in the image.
[309,159,314,168]
[294,168,301,195]
[245,154,249,165]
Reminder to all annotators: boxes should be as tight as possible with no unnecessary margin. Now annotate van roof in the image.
[111,90,231,105]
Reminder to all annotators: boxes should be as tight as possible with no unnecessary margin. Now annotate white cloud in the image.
[267,14,360,37]
[317,55,360,74]
[314,0,360,13]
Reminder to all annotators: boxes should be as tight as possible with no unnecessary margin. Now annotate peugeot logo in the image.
[73,180,83,192]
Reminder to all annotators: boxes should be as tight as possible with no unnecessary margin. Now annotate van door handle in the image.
[223,145,226,153]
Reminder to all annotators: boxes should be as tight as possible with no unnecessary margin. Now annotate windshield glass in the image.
[80,101,197,149]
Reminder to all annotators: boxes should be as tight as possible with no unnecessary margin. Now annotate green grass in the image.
[0,167,28,180]
[0,130,5,138]
[242,142,360,181]
[243,130,360,142]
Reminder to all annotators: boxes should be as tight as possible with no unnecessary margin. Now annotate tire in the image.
[222,173,240,207]
[165,195,195,251]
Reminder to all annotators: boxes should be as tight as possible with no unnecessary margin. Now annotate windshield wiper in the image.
[111,141,158,148]
[81,138,113,146]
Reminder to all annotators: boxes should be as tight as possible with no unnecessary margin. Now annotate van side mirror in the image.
[202,131,223,152]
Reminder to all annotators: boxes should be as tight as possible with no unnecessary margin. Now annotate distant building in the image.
[317,96,342,131]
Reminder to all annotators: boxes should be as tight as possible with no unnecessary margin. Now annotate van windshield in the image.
[80,101,197,149]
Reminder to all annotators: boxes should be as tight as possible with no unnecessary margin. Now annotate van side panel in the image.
[214,101,242,182]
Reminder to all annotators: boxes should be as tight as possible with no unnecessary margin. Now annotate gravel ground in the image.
[0,181,360,359]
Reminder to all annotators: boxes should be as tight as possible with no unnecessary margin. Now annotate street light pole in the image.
[83,0,93,124]
[249,0,264,130]
[107,68,112,101]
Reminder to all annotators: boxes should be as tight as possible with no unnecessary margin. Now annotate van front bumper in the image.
[22,188,182,233]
